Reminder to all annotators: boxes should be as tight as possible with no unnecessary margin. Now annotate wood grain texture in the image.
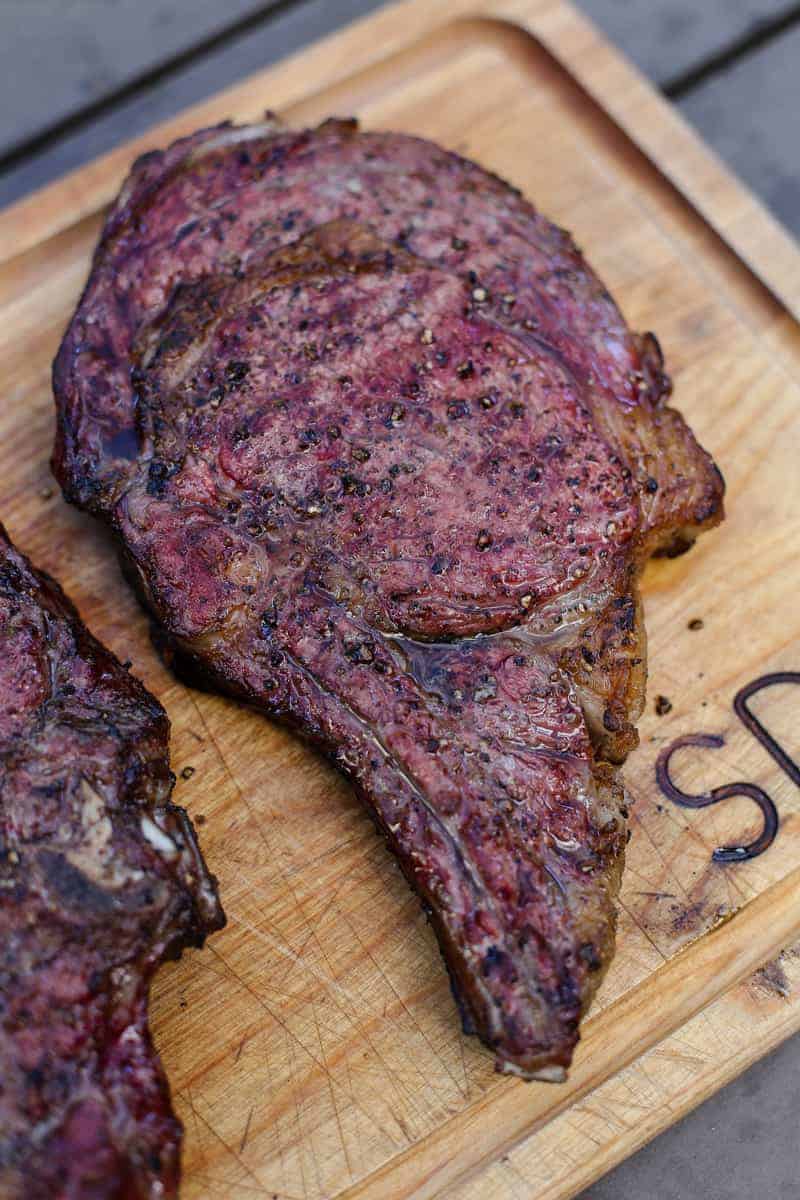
[678,23,800,241]
[4,0,786,153]
[3,3,799,251]
[577,0,793,86]
[2,1,798,318]
[452,941,800,1200]
[0,0,278,152]
[0,0,387,209]
[0,3,799,1197]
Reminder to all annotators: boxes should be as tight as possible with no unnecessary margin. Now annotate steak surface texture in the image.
[53,118,724,1080]
[0,524,223,1199]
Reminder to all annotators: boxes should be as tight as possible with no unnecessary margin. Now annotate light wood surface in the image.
[1,3,799,1197]
[4,0,799,250]
[0,0,785,157]
[3,0,800,319]
[452,936,800,1200]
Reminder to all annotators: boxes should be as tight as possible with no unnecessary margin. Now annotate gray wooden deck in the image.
[1,3,798,1197]
[1,0,798,239]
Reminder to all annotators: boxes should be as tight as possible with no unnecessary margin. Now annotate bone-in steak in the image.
[52,120,723,1079]
[0,525,223,1198]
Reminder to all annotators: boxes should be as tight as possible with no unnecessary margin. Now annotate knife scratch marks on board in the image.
[616,898,667,963]
[185,1085,271,1195]
[456,1019,471,1101]
[651,1044,708,1071]
[180,1086,210,1179]
[216,922,411,1154]
[311,996,355,1183]
[270,833,362,883]
[206,942,327,1076]
[289,1032,309,1200]
[699,1006,733,1064]
[334,896,469,1102]
[228,878,459,1137]
[577,1100,633,1132]
[226,908,361,1004]
[239,1106,254,1155]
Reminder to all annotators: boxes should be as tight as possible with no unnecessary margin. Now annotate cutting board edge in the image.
[456,943,800,1200]
[1,3,798,1197]
[1,0,799,321]
[331,865,800,1199]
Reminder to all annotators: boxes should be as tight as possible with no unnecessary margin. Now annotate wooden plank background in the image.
[1,0,797,240]
[0,3,798,1198]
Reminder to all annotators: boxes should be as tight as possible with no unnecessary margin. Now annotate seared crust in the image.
[52,118,724,546]
[51,120,723,1080]
[0,524,224,1199]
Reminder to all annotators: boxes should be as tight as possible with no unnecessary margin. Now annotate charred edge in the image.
[150,625,586,1079]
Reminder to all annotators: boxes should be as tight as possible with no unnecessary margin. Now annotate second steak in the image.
[0,524,224,1199]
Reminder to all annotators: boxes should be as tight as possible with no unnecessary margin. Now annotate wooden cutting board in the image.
[2,2,799,1197]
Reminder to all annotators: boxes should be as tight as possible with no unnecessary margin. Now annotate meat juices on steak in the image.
[52,120,724,1079]
[0,525,223,1199]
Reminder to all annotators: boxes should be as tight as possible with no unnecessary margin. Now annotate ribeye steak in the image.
[52,119,723,1079]
[0,524,223,1198]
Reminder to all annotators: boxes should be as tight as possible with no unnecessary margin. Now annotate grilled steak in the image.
[0,524,223,1198]
[52,119,723,1079]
